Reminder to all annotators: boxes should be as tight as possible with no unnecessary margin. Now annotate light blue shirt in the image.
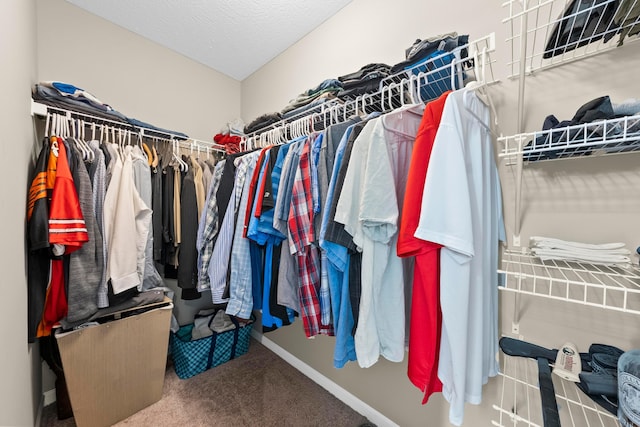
[310,132,324,217]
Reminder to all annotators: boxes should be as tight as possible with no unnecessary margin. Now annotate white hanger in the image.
[77,119,94,162]
[297,117,305,137]
[172,139,189,171]
[51,114,58,137]
[81,121,95,162]
[70,119,86,161]
[44,113,51,138]
[464,46,498,135]
[136,131,148,161]
[62,114,69,139]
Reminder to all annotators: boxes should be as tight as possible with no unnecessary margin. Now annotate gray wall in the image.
[242,0,640,426]
[36,0,242,141]
[0,0,40,426]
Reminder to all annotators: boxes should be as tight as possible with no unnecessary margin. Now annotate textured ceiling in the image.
[66,0,352,81]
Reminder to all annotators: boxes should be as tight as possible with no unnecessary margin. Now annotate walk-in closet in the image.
[3,1,640,426]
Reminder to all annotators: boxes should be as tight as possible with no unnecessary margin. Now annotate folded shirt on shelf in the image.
[245,112,283,134]
[33,83,129,123]
[336,63,391,101]
[281,79,343,115]
[531,248,632,265]
[530,236,632,266]
[530,235,627,251]
[391,32,468,73]
[524,95,640,161]
[34,81,190,138]
[391,33,469,104]
[282,94,342,120]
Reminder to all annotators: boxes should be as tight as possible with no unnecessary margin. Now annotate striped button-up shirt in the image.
[196,160,225,291]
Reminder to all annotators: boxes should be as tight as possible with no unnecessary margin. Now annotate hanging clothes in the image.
[288,138,334,337]
[196,159,226,292]
[131,145,163,291]
[319,122,360,368]
[413,89,506,426]
[103,145,152,294]
[27,139,52,343]
[177,163,199,300]
[249,144,296,329]
[322,121,369,337]
[88,140,109,309]
[226,150,262,320]
[37,137,89,337]
[335,104,423,368]
[397,91,451,404]
[62,143,103,328]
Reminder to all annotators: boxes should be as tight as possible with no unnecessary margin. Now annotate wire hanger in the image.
[171,139,189,172]
[464,46,498,136]
[78,119,94,162]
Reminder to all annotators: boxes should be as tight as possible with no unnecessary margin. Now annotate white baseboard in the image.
[43,388,56,407]
[251,330,399,427]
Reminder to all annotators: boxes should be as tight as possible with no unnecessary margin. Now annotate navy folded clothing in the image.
[524,96,617,161]
[544,0,619,59]
[391,33,469,73]
[338,63,391,83]
[337,63,391,97]
[33,82,190,139]
[33,84,129,123]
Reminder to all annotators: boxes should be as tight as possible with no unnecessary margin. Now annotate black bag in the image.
[544,0,619,59]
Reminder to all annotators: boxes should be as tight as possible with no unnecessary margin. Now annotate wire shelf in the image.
[503,0,640,77]
[31,100,227,153]
[499,250,640,314]
[245,33,496,146]
[492,355,620,427]
[498,113,640,164]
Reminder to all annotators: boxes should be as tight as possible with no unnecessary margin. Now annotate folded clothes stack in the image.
[244,112,283,135]
[280,78,343,116]
[336,63,391,100]
[530,236,632,266]
[525,95,640,161]
[391,32,470,103]
[33,81,190,139]
[191,309,238,340]
[391,32,469,73]
[33,81,129,123]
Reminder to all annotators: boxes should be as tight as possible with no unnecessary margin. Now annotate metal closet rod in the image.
[31,100,227,153]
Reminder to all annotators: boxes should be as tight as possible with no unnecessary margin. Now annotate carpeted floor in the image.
[41,339,372,427]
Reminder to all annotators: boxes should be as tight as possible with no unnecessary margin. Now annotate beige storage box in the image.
[56,299,173,427]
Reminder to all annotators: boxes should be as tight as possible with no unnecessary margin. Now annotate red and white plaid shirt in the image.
[288,140,333,338]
